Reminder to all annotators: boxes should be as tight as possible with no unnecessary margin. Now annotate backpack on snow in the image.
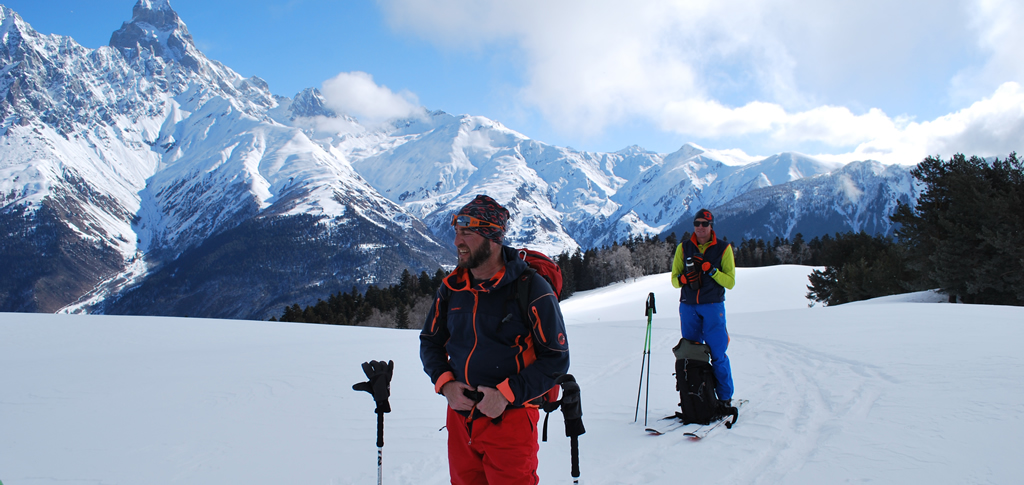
[672,338,738,426]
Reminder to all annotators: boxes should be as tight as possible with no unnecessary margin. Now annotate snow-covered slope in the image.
[3,266,1020,484]
[706,160,920,241]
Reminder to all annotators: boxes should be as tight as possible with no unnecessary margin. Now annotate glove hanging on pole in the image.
[353,360,394,485]
[557,375,586,438]
[554,373,585,484]
[353,360,394,413]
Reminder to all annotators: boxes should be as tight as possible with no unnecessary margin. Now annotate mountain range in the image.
[0,0,921,319]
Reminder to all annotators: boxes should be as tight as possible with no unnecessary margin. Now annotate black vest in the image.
[679,235,730,304]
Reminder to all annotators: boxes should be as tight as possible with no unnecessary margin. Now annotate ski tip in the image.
[645,428,664,435]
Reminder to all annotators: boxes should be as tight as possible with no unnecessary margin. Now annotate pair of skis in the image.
[645,399,747,440]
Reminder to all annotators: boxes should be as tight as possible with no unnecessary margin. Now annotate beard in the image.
[457,239,494,270]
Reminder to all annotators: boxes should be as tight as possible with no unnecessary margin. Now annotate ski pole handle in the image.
[376,411,384,448]
[570,435,580,479]
[645,292,656,315]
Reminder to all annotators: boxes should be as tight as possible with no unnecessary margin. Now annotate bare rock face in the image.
[109,0,203,72]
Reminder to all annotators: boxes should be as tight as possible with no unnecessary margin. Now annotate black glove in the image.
[557,377,586,438]
[352,360,394,413]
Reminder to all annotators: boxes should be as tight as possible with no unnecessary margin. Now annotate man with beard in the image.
[420,194,570,485]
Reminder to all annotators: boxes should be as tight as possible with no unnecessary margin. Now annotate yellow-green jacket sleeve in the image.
[670,243,685,289]
[710,244,736,290]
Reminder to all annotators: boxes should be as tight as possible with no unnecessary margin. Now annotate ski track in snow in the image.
[566,315,897,485]
[729,335,893,484]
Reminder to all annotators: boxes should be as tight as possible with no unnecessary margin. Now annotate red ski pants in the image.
[446,406,540,485]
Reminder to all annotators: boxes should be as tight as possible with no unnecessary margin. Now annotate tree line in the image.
[272,268,448,328]
[274,230,846,327]
[808,153,1023,307]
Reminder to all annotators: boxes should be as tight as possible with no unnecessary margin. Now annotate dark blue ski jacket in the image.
[420,246,570,412]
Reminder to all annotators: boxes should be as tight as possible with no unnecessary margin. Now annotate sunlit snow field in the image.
[2,265,1022,484]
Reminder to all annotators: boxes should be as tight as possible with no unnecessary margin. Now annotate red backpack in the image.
[513,248,563,299]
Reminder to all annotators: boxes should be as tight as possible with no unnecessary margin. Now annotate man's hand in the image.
[441,381,477,411]
[476,386,509,418]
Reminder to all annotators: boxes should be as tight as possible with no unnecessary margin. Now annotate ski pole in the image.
[643,292,655,425]
[353,360,394,485]
[634,292,656,424]
[555,374,585,485]
[633,296,651,422]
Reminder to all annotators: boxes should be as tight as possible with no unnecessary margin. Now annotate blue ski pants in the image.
[679,301,734,401]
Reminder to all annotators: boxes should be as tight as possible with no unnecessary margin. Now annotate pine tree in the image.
[893,153,1024,305]
[396,304,410,329]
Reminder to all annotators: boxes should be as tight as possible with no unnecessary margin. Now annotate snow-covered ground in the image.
[2,265,1021,484]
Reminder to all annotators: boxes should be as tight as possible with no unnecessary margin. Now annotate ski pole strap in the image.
[542,412,550,442]
[540,397,561,442]
[724,405,739,429]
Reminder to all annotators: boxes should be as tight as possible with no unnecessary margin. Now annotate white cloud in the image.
[319,71,423,125]
[951,0,1024,103]
[842,82,1024,164]
[377,0,1024,163]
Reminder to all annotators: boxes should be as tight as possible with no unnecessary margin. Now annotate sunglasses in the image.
[452,214,503,229]
[693,220,711,227]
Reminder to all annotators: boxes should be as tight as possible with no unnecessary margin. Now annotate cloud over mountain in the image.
[377,0,1024,164]
[320,71,423,125]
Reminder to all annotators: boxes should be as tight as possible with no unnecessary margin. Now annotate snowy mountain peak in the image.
[289,88,336,119]
[0,5,37,39]
[109,0,202,71]
[136,0,175,12]
[129,0,180,26]
[677,142,707,159]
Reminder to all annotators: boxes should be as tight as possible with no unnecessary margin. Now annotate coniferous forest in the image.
[808,153,1023,306]
[275,231,851,327]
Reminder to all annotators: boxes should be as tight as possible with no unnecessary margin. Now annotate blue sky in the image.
[5,0,1024,164]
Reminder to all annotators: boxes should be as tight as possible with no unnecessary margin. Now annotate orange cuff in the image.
[496,379,516,404]
[434,371,455,394]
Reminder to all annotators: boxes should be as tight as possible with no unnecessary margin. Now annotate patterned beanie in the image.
[455,194,509,244]
[694,208,714,224]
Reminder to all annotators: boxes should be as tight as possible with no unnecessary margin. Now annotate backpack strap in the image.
[509,267,564,436]
[512,267,536,329]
